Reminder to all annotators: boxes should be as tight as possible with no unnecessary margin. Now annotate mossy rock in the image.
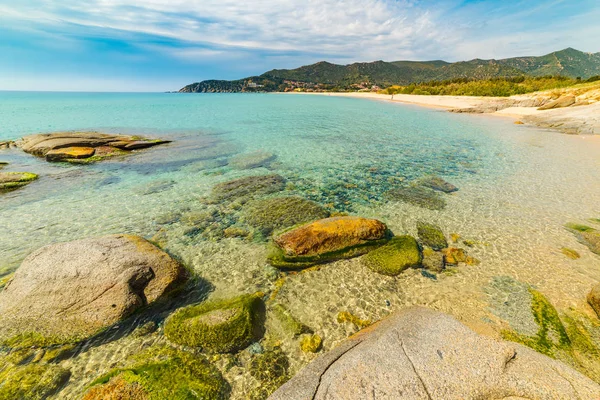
[300,334,322,353]
[385,186,446,210]
[83,347,229,400]
[243,196,330,237]
[0,363,70,400]
[362,236,422,276]
[416,222,448,251]
[501,289,571,357]
[272,303,313,337]
[210,174,286,203]
[566,223,600,255]
[164,293,266,353]
[0,172,38,192]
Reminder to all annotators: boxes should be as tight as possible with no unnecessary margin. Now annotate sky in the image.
[0,0,599,92]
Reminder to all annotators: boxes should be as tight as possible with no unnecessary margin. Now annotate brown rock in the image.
[588,284,600,318]
[274,217,388,257]
[0,234,187,346]
[538,95,576,110]
[269,307,600,400]
[444,247,467,265]
[45,146,95,161]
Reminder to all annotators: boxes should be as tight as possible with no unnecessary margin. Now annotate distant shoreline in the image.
[283,90,600,136]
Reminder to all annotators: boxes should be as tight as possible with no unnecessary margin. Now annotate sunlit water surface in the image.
[1,92,600,398]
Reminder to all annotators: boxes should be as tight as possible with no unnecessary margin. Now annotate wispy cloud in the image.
[0,0,598,91]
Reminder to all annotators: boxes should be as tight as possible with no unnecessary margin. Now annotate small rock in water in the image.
[417,221,448,251]
[210,174,286,203]
[135,179,175,195]
[385,185,446,210]
[444,247,467,265]
[362,236,422,276]
[0,171,38,192]
[418,175,459,193]
[300,334,323,353]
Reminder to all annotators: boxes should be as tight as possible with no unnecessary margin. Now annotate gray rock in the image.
[0,234,187,346]
[269,307,600,400]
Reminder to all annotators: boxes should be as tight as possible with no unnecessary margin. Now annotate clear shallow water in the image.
[1,92,600,398]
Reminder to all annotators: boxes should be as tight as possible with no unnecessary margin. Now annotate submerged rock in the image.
[362,236,422,276]
[566,223,600,255]
[248,349,290,400]
[0,171,38,192]
[269,216,389,269]
[588,284,600,318]
[210,174,286,203]
[444,247,467,265]
[0,234,187,347]
[422,246,445,272]
[83,346,229,400]
[0,362,71,400]
[17,132,169,163]
[416,221,448,250]
[272,303,313,337]
[386,185,446,210]
[418,175,458,193]
[300,334,323,353]
[230,150,276,169]
[243,196,330,236]
[164,293,266,353]
[269,307,600,400]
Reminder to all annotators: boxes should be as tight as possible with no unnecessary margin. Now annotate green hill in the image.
[179,48,600,93]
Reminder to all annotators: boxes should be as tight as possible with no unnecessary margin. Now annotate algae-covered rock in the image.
[272,303,313,337]
[269,307,600,400]
[211,174,286,202]
[243,196,330,236]
[0,363,70,400]
[164,293,266,353]
[83,346,229,400]
[0,234,187,347]
[385,185,446,210]
[418,175,458,193]
[588,284,600,318]
[0,171,38,192]
[336,311,371,329]
[230,150,276,169]
[269,217,389,269]
[362,235,422,276]
[566,223,600,255]
[416,221,448,250]
[300,334,322,353]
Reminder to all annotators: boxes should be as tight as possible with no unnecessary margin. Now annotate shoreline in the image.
[284,91,600,136]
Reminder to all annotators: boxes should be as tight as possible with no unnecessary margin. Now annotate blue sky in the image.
[0,0,598,92]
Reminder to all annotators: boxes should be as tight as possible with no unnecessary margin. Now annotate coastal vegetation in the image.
[379,75,589,97]
[180,48,600,93]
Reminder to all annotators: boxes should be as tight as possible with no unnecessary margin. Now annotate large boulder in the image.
[0,234,187,346]
[269,216,390,269]
[17,132,169,162]
[269,307,600,400]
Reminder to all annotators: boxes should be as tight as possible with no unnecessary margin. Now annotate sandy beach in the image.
[292,88,600,136]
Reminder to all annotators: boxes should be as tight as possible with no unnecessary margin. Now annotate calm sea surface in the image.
[1,92,600,397]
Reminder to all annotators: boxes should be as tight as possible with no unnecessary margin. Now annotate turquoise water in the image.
[2,92,600,398]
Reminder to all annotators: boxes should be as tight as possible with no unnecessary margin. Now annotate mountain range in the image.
[179,48,600,93]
